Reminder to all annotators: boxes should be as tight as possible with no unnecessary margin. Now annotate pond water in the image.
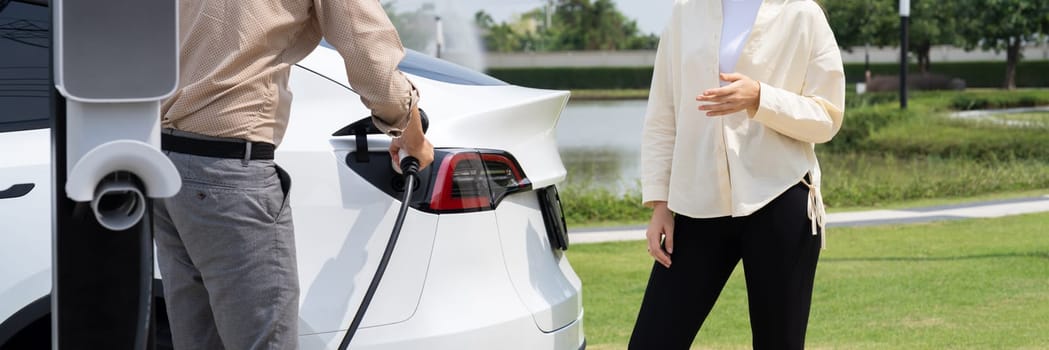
[556,99,647,193]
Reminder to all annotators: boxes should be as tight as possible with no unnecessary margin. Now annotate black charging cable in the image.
[339,155,421,349]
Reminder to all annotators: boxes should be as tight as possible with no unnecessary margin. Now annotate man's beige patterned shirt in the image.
[162,0,418,145]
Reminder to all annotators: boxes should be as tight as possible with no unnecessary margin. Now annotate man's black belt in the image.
[161,133,276,160]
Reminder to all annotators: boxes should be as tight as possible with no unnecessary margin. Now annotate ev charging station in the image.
[51,0,180,348]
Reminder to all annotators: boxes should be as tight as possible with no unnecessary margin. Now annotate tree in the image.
[474,0,657,52]
[823,0,959,73]
[474,10,495,30]
[475,10,527,52]
[823,0,895,51]
[549,0,651,50]
[954,0,1049,89]
[907,0,960,73]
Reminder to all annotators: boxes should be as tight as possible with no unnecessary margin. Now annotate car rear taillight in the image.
[429,150,532,213]
[345,147,532,214]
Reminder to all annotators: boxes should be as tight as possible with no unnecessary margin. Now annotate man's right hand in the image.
[389,107,434,171]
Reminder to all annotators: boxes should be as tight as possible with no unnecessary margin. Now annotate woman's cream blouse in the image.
[641,0,846,246]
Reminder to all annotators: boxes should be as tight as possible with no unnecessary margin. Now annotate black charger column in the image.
[51,1,180,349]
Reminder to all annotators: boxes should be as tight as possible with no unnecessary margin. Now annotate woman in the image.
[629,0,845,349]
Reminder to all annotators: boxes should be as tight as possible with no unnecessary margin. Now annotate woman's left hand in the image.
[696,73,761,117]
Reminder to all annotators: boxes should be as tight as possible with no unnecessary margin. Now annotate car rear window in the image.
[0,1,50,132]
[320,40,506,86]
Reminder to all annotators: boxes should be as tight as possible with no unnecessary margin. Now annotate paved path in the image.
[570,195,1049,244]
[949,106,1049,119]
[949,106,1049,127]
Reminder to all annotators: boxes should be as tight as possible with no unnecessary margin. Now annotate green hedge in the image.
[844,90,1049,110]
[844,61,1049,87]
[486,60,1049,90]
[862,117,1049,162]
[947,90,1049,110]
[821,104,916,152]
[823,90,1049,160]
[487,67,654,90]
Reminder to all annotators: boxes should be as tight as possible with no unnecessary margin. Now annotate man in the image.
[154,0,434,348]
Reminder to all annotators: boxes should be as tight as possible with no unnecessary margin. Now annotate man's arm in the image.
[313,0,432,169]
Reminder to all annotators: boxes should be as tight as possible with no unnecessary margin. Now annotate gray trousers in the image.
[154,150,299,350]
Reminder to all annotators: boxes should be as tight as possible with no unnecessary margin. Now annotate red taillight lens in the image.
[481,153,530,205]
[428,150,531,213]
[430,152,491,212]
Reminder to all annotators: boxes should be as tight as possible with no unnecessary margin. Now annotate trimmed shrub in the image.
[865,73,966,92]
[827,90,1049,156]
[486,67,654,90]
[487,61,1049,90]
[844,61,1049,88]
[949,90,1049,110]
[822,104,916,152]
[863,117,1049,161]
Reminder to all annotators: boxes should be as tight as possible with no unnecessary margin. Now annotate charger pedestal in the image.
[52,1,180,349]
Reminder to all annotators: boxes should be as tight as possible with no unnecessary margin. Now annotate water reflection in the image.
[557,100,647,193]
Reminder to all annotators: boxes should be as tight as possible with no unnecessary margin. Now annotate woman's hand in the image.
[696,72,761,117]
[646,201,674,268]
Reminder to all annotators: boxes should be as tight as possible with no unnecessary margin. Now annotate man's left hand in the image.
[696,72,761,117]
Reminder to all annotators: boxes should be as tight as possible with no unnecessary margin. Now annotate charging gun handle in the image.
[397,149,420,176]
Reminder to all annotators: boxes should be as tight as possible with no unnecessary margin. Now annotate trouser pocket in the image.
[271,164,292,221]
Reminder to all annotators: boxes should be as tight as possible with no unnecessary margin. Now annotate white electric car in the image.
[0,1,584,349]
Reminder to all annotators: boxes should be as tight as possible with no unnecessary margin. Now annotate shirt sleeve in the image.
[751,8,845,144]
[641,27,677,207]
[313,0,419,136]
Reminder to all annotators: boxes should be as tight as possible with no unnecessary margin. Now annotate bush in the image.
[560,186,649,226]
[822,104,917,152]
[863,117,1049,161]
[561,153,1049,223]
[486,67,654,90]
[828,90,1049,158]
[948,90,1049,110]
[846,90,1049,111]
[819,153,1049,208]
[843,61,1049,88]
[865,73,966,92]
[487,61,1049,90]
[845,91,903,108]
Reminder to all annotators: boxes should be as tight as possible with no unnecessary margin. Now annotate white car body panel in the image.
[281,67,439,330]
[495,194,583,332]
[0,129,51,324]
[328,213,584,350]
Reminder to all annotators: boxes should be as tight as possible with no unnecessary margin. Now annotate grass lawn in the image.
[819,153,1049,208]
[568,213,1049,349]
